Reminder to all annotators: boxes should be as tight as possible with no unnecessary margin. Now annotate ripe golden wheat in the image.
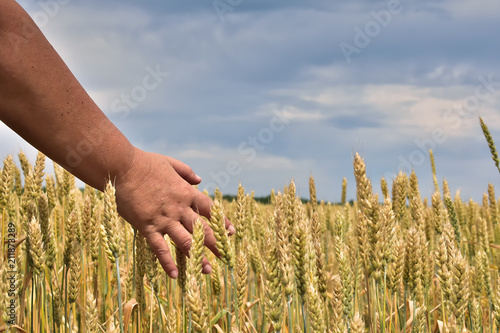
[1,117,500,332]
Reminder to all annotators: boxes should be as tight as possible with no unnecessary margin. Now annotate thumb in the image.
[166,156,201,185]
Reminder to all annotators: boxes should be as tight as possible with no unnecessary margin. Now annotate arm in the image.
[0,0,233,278]
[0,0,134,188]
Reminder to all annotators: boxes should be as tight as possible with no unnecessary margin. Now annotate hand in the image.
[114,147,234,278]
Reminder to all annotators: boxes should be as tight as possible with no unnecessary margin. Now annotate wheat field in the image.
[1,118,500,333]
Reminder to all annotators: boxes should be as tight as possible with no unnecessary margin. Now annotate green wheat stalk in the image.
[480,116,500,174]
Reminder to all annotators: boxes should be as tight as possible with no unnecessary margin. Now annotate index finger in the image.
[145,232,178,279]
[192,190,235,235]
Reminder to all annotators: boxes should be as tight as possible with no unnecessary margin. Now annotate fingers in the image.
[202,257,212,274]
[163,214,215,273]
[191,190,212,218]
[182,212,222,259]
[145,232,178,279]
[225,217,235,236]
[145,226,212,278]
[166,156,201,185]
[192,190,235,236]
[145,207,231,277]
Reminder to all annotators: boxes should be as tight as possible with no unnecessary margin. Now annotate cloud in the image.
[4,0,500,203]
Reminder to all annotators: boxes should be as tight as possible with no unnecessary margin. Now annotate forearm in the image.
[0,0,134,190]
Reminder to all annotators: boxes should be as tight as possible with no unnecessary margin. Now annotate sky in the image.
[3,0,500,203]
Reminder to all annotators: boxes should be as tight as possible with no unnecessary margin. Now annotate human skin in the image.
[0,0,234,278]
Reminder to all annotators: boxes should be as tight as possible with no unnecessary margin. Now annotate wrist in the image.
[112,146,152,197]
[101,138,137,192]
[65,126,136,192]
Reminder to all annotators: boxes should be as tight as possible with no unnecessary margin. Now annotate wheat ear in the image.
[479,116,500,174]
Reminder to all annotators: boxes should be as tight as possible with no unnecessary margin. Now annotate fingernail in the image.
[228,225,235,235]
[195,174,202,180]
[203,264,212,274]
[170,270,178,279]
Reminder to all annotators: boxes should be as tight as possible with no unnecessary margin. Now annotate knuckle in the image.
[169,205,184,219]
[154,246,169,258]
[183,186,197,202]
[161,219,177,234]
[178,237,192,253]
[202,222,213,235]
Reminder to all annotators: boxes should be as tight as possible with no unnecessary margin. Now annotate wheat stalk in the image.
[429,149,439,193]
[479,116,500,174]
[341,177,347,205]
[309,175,317,209]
